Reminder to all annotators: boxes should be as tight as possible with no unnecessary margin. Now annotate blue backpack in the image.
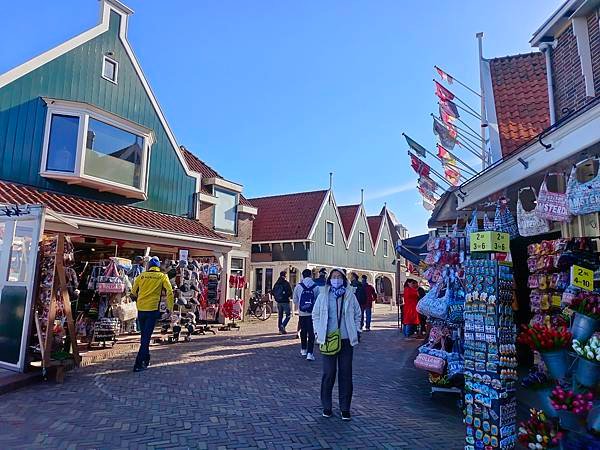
[299,283,316,313]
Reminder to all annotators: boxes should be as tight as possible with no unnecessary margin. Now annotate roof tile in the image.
[367,215,383,244]
[337,205,360,238]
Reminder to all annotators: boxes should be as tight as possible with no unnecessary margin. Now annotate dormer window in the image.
[41,98,153,199]
[102,55,118,83]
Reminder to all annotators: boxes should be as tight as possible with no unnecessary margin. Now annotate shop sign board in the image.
[570,264,593,291]
[470,231,509,253]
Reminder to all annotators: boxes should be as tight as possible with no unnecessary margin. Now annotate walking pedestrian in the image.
[417,284,427,336]
[312,268,362,421]
[402,279,420,337]
[314,268,328,287]
[350,273,367,330]
[293,269,320,361]
[272,271,293,334]
[361,275,377,331]
[130,256,174,372]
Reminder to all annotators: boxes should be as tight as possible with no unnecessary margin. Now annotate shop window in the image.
[7,221,34,283]
[255,268,263,293]
[40,98,153,200]
[383,239,389,257]
[358,231,366,252]
[326,221,335,246]
[214,188,238,234]
[102,55,118,83]
[265,268,273,293]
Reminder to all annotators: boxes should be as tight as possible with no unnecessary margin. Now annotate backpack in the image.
[299,283,316,313]
[272,282,286,302]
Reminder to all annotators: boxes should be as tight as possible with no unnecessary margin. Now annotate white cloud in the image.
[364,181,415,201]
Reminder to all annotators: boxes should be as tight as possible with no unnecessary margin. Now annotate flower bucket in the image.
[557,410,584,432]
[575,357,600,388]
[534,387,558,418]
[588,404,600,434]
[570,313,599,342]
[542,350,568,380]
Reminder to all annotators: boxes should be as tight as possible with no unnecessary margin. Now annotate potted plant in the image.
[550,384,594,432]
[570,293,600,341]
[572,336,600,388]
[518,408,564,449]
[519,325,573,379]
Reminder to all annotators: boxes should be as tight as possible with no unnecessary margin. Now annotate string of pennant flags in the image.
[404,65,485,211]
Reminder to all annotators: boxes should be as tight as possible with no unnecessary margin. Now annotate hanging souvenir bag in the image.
[483,212,495,231]
[464,210,478,247]
[566,159,600,215]
[416,281,449,320]
[113,298,138,322]
[447,279,465,324]
[97,261,125,294]
[493,198,519,238]
[535,174,571,222]
[446,339,464,379]
[414,352,446,374]
[516,187,550,237]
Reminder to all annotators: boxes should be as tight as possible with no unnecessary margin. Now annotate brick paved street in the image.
[0,312,463,450]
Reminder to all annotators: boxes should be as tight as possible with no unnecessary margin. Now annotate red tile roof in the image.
[367,215,383,244]
[0,180,225,240]
[490,52,550,157]
[338,205,360,238]
[248,190,328,242]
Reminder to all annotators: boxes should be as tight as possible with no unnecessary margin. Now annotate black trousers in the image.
[299,315,314,353]
[135,310,160,368]
[321,339,353,413]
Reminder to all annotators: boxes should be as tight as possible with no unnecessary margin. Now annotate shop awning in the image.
[396,234,429,265]
[456,98,600,210]
[0,180,240,252]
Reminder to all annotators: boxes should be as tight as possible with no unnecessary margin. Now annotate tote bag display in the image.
[464,210,478,247]
[535,174,571,222]
[483,212,495,231]
[517,187,550,237]
[416,282,449,320]
[493,198,519,239]
[566,161,600,215]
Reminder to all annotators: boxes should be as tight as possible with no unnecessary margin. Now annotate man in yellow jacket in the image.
[131,256,174,372]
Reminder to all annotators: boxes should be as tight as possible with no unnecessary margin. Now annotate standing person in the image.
[130,256,174,372]
[314,268,328,287]
[272,271,293,334]
[350,273,367,329]
[293,269,320,361]
[402,279,420,337]
[361,275,377,331]
[417,284,427,336]
[312,268,362,421]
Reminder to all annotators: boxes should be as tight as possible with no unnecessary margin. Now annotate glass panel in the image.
[8,221,34,283]
[255,268,263,293]
[103,58,117,81]
[265,268,273,294]
[46,114,79,173]
[326,222,334,244]
[84,118,143,188]
[384,240,388,256]
[214,188,237,233]
[359,232,365,251]
[231,257,244,271]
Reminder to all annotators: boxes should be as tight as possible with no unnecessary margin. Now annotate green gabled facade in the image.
[0,2,197,216]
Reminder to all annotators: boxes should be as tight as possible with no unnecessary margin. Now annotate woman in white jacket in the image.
[312,268,362,421]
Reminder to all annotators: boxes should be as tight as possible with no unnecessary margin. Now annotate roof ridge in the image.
[180,146,223,178]
[248,189,328,201]
[489,51,543,62]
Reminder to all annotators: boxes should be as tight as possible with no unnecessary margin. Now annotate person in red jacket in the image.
[402,279,420,337]
[361,275,377,331]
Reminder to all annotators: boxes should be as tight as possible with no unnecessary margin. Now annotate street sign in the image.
[570,264,593,291]
[470,231,510,253]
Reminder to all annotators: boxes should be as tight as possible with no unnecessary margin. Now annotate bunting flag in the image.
[440,107,457,125]
[422,198,436,211]
[444,166,461,186]
[439,98,460,119]
[410,154,430,177]
[433,118,457,150]
[404,134,427,158]
[418,174,437,193]
[437,144,455,164]
[437,143,461,183]
[434,80,455,101]
[436,67,454,84]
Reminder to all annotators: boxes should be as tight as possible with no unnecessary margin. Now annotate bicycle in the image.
[247,291,273,321]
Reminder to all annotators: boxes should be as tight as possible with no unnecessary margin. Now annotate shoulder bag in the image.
[114,298,138,322]
[493,198,519,239]
[566,160,600,215]
[535,174,571,222]
[416,281,449,320]
[320,294,344,356]
[97,261,125,294]
[517,187,550,237]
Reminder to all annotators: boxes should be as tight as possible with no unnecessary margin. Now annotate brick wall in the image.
[551,11,600,121]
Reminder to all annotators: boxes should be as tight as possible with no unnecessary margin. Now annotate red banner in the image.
[436,67,454,84]
[411,154,430,177]
[434,80,455,101]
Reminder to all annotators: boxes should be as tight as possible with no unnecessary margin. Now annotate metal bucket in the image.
[571,313,599,342]
[542,350,568,380]
[575,357,600,388]
[534,388,558,418]
[557,411,584,432]
[588,405,600,434]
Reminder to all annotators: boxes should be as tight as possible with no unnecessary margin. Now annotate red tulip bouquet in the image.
[570,292,600,320]
[550,385,594,416]
[518,324,572,353]
[518,409,563,449]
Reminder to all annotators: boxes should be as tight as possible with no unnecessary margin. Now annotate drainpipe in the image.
[539,42,556,125]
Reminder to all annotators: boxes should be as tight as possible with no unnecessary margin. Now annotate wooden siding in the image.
[308,199,348,267]
[373,220,395,272]
[0,11,196,216]
[347,211,371,269]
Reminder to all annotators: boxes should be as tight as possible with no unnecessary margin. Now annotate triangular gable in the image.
[308,190,349,248]
[342,204,376,253]
[0,0,201,193]
[367,215,384,253]
[338,204,360,240]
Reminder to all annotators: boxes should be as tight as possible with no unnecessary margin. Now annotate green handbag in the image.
[320,294,344,356]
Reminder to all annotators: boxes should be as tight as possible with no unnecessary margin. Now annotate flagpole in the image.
[433,116,484,153]
[432,114,483,143]
[434,65,481,97]
[403,132,476,177]
[455,115,484,140]
[454,102,482,120]
[422,146,472,180]
[429,143,478,176]
[433,79,481,117]
[408,151,454,188]
[477,32,488,170]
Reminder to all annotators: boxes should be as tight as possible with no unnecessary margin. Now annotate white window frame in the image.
[383,239,389,257]
[40,98,153,200]
[325,220,335,246]
[358,231,366,253]
[102,55,119,84]
[213,187,238,235]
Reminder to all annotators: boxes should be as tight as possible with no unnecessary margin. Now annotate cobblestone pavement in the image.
[0,311,464,450]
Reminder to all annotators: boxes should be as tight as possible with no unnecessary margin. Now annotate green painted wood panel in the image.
[346,211,372,270]
[308,200,348,268]
[0,12,196,216]
[373,220,395,273]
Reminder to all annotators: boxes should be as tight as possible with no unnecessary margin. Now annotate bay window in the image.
[40,98,153,199]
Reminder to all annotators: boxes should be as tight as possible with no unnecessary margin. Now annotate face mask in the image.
[331,279,343,288]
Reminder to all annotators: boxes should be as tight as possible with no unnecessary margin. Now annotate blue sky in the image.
[2,0,562,235]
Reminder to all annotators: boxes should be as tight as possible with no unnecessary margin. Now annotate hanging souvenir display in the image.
[566,160,600,216]
[516,187,550,237]
[493,198,519,239]
[535,174,571,223]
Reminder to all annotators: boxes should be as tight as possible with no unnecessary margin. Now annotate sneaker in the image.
[341,411,351,421]
[143,360,150,368]
[306,353,315,361]
[300,349,308,356]
[322,409,333,418]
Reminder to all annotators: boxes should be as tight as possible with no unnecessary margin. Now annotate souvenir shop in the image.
[440,146,600,448]
[0,204,243,377]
